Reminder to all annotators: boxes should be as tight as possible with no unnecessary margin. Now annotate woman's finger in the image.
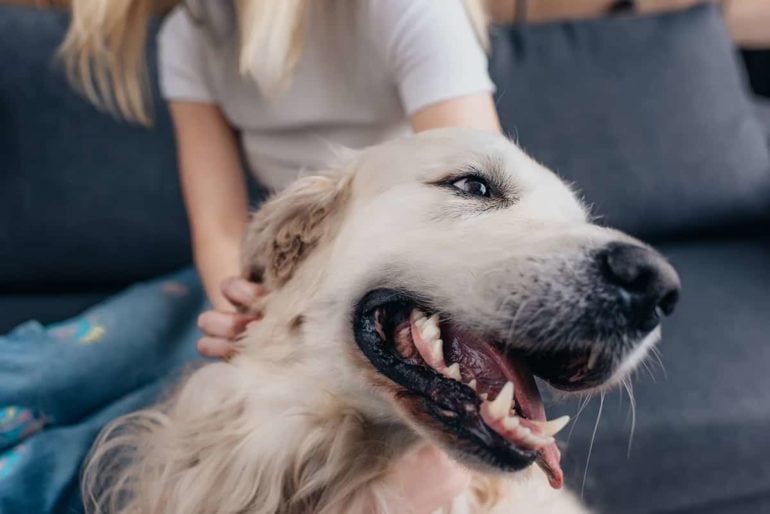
[197,310,257,340]
[220,277,265,310]
[197,336,237,359]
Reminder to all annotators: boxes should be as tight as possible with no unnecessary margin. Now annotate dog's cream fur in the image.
[81,128,656,514]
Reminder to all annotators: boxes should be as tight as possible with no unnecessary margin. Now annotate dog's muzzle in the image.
[521,242,680,390]
[351,240,680,489]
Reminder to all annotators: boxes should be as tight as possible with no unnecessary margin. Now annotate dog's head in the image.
[241,128,680,489]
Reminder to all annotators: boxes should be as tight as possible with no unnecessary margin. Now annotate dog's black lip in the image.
[353,288,537,471]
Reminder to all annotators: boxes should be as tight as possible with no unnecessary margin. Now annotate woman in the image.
[54,0,499,512]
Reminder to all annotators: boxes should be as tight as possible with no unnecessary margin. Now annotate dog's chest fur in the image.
[229,327,588,514]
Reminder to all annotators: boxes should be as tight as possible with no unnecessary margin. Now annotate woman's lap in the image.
[0,267,206,513]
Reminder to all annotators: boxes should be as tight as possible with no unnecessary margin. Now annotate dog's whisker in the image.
[581,392,605,499]
[622,378,637,458]
[650,347,668,380]
[566,393,593,447]
[640,357,657,383]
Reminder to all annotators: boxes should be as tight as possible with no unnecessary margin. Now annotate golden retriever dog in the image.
[83,128,680,514]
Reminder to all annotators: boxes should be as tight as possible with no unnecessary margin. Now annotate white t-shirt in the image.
[158,0,494,191]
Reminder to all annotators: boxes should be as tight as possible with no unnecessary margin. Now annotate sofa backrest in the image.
[490,4,770,240]
[2,5,768,292]
[0,7,190,290]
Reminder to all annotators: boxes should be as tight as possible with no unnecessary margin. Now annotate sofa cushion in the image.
[0,7,191,290]
[490,5,770,240]
[548,237,770,514]
[755,97,770,142]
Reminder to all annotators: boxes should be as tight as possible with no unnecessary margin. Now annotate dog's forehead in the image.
[352,128,529,193]
[347,128,588,223]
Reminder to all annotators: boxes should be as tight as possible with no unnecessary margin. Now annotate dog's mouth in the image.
[354,289,573,490]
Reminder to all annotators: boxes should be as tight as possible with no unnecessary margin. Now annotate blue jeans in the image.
[0,267,205,513]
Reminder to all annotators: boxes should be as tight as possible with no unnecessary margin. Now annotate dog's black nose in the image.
[600,242,681,331]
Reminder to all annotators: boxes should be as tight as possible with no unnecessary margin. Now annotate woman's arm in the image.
[410,93,502,133]
[169,101,264,357]
[169,101,253,308]
[724,0,770,48]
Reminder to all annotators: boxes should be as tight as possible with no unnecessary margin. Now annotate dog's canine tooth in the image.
[467,379,477,391]
[479,392,488,401]
[487,381,514,420]
[522,431,552,448]
[519,425,555,446]
[445,363,461,381]
[531,415,570,438]
[524,429,555,448]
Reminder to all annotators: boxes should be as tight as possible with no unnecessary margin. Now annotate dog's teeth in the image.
[531,415,571,438]
[419,313,441,341]
[410,311,446,370]
[514,425,531,437]
[430,339,443,361]
[411,311,426,331]
[488,381,514,420]
[521,429,552,448]
[467,379,477,391]
[420,324,440,342]
[502,414,520,431]
[445,363,462,381]
[517,425,554,447]
[479,392,488,401]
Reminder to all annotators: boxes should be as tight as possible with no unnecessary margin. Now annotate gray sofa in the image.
[1,4,769,514]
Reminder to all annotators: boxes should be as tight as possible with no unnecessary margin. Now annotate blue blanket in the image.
[0,268,205,513]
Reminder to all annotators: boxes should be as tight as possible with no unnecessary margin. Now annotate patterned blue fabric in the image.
[0,267,205,513]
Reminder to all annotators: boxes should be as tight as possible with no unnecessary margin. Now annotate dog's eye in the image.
[451,177,491,198]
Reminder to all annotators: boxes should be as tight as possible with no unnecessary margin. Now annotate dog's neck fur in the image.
[231,247,415,511]
[230,248,518,514]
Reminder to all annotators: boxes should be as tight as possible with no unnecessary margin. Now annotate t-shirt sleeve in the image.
[157,7,215,103]
[366,0,496,116]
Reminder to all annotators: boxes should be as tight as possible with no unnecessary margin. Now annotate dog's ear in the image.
[242,171,352,287]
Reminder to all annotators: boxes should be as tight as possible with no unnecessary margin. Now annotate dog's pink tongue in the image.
[507,360,564,489]
[537,444,564,489]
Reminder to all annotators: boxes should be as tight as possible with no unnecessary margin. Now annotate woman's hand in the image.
[196,277,264,358]
[381,445,471,514]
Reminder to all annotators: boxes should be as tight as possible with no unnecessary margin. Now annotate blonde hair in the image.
[60,0,489,125]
